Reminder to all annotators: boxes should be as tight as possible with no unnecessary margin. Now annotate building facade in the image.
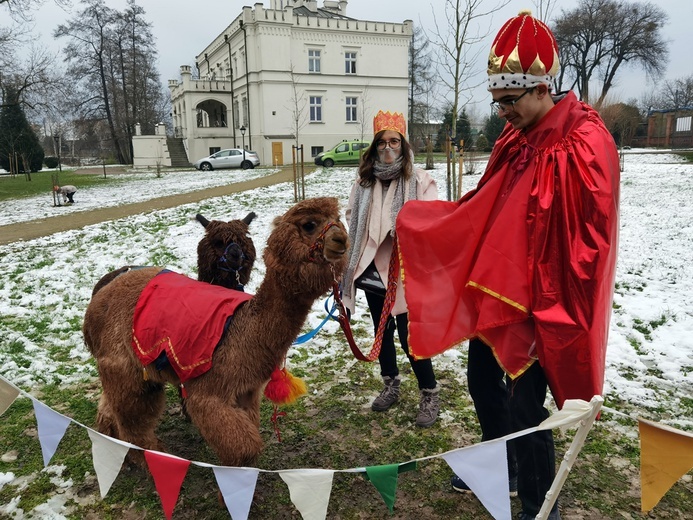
[167,0,412,167]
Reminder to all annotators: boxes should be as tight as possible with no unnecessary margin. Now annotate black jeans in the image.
[468,338,556,516]
[364,289,437,390]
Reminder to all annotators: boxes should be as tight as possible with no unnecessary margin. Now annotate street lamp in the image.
[240,125,246,167]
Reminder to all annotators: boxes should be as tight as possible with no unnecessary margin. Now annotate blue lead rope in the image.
[292,293,340,345]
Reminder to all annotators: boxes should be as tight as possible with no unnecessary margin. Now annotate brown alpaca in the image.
[82,197,348,467]
[195,211,256,290]
[90,211,256,296]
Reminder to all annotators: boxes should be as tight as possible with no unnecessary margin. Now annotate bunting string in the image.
[1,373,690,520]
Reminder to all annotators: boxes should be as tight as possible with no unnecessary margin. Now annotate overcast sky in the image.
[25,0,693,114]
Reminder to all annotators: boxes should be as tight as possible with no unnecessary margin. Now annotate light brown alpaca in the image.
[82,197,348,467]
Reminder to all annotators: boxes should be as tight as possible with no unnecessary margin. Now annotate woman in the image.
[343,110,440,427]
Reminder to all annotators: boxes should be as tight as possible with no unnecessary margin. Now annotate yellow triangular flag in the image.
[0,376,20,416]
[639,418,693,512]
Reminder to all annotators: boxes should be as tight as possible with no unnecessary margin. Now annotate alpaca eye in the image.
[302,221,317,233]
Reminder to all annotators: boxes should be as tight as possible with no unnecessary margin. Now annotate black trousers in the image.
[364,289,437,390]
[468,338,556,516]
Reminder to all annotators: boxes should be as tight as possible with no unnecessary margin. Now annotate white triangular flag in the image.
[442,440,511,520]
[32,399,72,467]
[279,468,334,520]
[88,429,130,497]
[538,399,592,431]
[213,466,260,520]
[0,376,20,416]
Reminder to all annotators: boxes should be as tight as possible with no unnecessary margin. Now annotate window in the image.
[676,116,692,133]
[311,146,324,157]
[241,97,249,126]
[209,147,221,155]
[346,97,358,122]
[336,143,349,153]
[310,96,322,122]
[308,49,321,73]
[345,51,357,74]
[353,142,368,152]
[233,100,240,128]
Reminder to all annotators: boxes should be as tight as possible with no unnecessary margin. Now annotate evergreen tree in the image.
[0,86,44,174]
[482,112,506,148]
[436,107,473,151]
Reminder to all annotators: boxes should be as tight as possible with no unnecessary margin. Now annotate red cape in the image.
[396,92,620,408]
[132,271,252,382]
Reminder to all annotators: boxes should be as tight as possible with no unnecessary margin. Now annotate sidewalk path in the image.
[0,168,294,245]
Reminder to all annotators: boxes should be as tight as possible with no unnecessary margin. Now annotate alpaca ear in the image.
[242,212,257,226]
[196,214,210,228]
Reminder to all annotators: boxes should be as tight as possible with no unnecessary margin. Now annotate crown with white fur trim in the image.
[487,9,559,91]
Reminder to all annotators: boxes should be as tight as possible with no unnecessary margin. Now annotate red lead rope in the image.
[334,235,400,362]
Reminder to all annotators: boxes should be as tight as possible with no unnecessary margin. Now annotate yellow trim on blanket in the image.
[467,280,529,314]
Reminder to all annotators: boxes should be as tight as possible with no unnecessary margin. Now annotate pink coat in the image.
[344,168,437,316]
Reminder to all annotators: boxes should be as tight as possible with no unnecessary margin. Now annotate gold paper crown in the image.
[373,110,406,136]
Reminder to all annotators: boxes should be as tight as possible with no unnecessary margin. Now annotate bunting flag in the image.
[213,466,260,520]
[2,373,684,520]
[441,439,511,520]
[88,429,130,497]
[639,418,693,512]
[0,377,19,416]
[363,461,417,513]
[144,450,191,520]
[32,399,72,467]
[279,468,335,520]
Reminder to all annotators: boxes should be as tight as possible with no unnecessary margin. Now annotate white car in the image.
[193,148,260,171]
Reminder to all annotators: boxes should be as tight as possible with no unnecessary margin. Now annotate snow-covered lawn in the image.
[0,151,691,424]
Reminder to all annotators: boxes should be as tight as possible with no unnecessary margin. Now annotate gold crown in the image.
[373,110,406,136]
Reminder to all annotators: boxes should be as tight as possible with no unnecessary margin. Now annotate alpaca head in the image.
[263,197,349,295]
[196,212,257,289]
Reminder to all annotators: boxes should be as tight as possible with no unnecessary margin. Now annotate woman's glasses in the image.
[376,138,402,150]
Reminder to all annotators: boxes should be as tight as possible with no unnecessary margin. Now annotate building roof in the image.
[292,5,355,20]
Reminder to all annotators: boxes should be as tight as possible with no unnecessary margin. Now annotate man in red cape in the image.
[396,10,619,520]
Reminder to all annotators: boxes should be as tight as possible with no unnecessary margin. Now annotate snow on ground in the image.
[0,152,692,431]
[0,166,274,226]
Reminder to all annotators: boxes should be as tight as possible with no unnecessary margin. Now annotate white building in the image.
[167,0,412,167]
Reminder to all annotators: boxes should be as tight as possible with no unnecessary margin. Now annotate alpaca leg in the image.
[97,362,167,454]
[185,396,263,467]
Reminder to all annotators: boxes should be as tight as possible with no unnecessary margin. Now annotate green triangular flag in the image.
[363,461,417,513]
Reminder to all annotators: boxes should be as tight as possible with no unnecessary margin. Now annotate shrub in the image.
[44,156,59,168]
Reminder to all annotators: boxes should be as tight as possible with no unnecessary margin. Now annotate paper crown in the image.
[487,9,559,91]
[373,110,406,136]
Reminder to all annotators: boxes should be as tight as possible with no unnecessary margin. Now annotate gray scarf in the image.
[344,156,418,299]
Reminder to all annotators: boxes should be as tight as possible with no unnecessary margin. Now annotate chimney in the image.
[338,0,347,15]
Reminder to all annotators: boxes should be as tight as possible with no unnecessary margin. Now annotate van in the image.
[314,139,369,167]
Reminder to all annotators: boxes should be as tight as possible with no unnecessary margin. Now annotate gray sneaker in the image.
[416,385,440,427]
[371,376,401,411]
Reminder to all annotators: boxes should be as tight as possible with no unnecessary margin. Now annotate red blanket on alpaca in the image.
[132,271,252,382]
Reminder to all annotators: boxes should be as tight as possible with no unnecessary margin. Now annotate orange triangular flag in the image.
[639,418,693,512]
[144,450,191,519]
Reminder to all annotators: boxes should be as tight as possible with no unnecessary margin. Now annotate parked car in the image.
[193,148,260,171]
[314,139,369,167]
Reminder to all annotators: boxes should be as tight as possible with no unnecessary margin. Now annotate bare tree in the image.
[430,0,509,200]
[553,0,668,107]
[55,0,166,164]
[0,0,70,22]
[285,64,307,151]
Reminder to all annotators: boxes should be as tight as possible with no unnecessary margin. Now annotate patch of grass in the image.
[0,170,120,202]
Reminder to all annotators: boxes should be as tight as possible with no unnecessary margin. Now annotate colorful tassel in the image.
[264,366,307,405]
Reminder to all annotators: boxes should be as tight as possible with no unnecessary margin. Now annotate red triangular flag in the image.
[144,450,191,519]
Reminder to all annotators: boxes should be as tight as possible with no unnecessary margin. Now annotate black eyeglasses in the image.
[490,88,535,113]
